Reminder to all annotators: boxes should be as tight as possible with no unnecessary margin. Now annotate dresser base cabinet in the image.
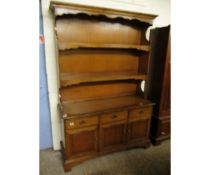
[60,106,154,171]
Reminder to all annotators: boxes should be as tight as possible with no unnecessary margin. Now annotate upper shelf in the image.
[60,72,147,87]
[58,42,150,52]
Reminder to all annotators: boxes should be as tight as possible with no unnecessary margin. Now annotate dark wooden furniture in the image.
[146,26,171,145]
[50,1,157,171]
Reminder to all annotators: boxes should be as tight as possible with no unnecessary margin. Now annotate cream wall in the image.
[41,0,170,150]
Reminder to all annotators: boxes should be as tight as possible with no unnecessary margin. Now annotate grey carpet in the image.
[40,140,170,175]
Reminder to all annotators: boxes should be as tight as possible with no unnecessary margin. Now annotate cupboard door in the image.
[65,126,98,159]
[127,118,150,143]
[99,121,126,152]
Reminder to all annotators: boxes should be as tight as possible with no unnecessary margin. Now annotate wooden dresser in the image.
[50,1,157,171]
[146,26,171,145]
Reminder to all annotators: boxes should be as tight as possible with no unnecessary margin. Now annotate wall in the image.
[41,0,170,150]
[39,1,53,150]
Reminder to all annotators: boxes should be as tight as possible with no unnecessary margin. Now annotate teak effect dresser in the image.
[50,1,157,171]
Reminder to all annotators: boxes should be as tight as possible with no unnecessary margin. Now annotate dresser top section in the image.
[50,1,157,24]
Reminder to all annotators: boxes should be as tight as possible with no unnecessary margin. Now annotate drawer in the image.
[129,107,152,121]
[160,119,170,136]
[65,116,98,130]
[100,111,128,124]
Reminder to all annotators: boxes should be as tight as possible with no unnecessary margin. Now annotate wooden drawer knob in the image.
[79,120,86,125]
[139,111,143,114]
[111,115,118,119]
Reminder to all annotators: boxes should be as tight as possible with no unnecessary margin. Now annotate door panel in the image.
[127,119,150,143]
[65,126,98,158]
[100,121,126,152]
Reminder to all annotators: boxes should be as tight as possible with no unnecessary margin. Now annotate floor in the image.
[40,140,170,175]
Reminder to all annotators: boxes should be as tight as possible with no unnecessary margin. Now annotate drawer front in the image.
[65,116,98,130]
[160,119,170,136]
[129,107,152,121]
[100,111,128,124]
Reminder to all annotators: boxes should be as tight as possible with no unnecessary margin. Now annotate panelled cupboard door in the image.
[99,120,127,152]
[127,107,152,143]
[127,118,150,143]
[65,126,98,159]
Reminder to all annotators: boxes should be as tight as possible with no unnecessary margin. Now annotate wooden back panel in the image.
[59,50,139,74]
[56,17,141,45]
[60,81,137,102]
[56,15,149,103]
[138,52,149,74]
